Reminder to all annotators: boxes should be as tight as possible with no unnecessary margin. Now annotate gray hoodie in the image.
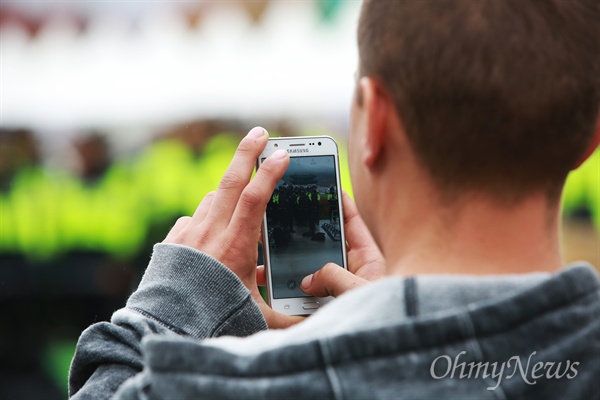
[69,243,600,399]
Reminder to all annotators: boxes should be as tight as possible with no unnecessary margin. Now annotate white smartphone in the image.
[257,136,348,316]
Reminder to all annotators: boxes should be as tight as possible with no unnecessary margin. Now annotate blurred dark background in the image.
[0,1,597,399]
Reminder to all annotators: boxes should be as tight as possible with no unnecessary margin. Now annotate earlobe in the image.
[573,117,600,169]
[359,77,389,170]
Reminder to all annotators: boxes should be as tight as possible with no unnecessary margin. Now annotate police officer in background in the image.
[327,186,338,223]
[307,185,320,235]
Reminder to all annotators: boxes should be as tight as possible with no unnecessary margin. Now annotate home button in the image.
[302,302,320,310]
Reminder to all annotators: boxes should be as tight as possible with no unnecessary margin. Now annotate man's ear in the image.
[573,117,600,169]
[358,77,393,170]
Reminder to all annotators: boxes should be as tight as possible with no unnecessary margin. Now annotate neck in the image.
[378,189,563,277]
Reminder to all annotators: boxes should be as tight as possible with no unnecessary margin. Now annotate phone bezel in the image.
[257,135,348,316]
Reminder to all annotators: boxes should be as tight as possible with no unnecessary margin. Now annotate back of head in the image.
[358,0,599,203]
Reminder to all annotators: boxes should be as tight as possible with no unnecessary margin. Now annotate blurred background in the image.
[0,1,597,399]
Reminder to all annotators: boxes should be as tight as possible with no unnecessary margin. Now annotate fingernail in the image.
[272,149,288,159]
[301,274,313,289]
[248,127,266,139]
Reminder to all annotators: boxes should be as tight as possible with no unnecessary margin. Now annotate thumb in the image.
[300,263,369,298]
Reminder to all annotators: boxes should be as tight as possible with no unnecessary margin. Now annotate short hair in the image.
[358,0,599,202]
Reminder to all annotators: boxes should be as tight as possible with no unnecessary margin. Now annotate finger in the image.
[342,190,373,249]
[229,149,289,239]
[249,287,304,329]
[163,216,192,243]
[190,191,216,223]
[342,191,381,264]
[257,301,305,329]
[256,265,266,286]
[300,263,369,298]
[207,127,269,224]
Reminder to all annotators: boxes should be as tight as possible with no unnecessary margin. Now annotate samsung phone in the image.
[257,136,347,316]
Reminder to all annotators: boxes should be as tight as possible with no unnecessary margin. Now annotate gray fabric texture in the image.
[69,243,267,399]
[69,243,600,399]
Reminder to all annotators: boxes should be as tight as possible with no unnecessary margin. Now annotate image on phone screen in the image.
[263,155,344,299]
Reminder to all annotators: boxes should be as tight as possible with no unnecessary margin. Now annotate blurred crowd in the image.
[0,122,596,264]
[0,121,351,261]
[1,123,232,261]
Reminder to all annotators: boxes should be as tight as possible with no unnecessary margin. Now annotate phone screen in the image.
[263,155,344,299]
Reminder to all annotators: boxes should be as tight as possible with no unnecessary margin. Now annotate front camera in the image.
[318,142,322,146]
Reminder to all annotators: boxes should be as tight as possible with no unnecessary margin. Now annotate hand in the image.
[163,127,303,329]
[299,191,386,297]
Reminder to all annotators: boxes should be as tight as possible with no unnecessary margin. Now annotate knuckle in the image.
[218,172,244,190]
[217,239,231,255]
[175,216,192,226]
[240,186,264,208]
[322,262,340,274]
[191,226,211,246]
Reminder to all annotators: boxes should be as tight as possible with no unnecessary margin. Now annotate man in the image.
[69,0,599,398]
